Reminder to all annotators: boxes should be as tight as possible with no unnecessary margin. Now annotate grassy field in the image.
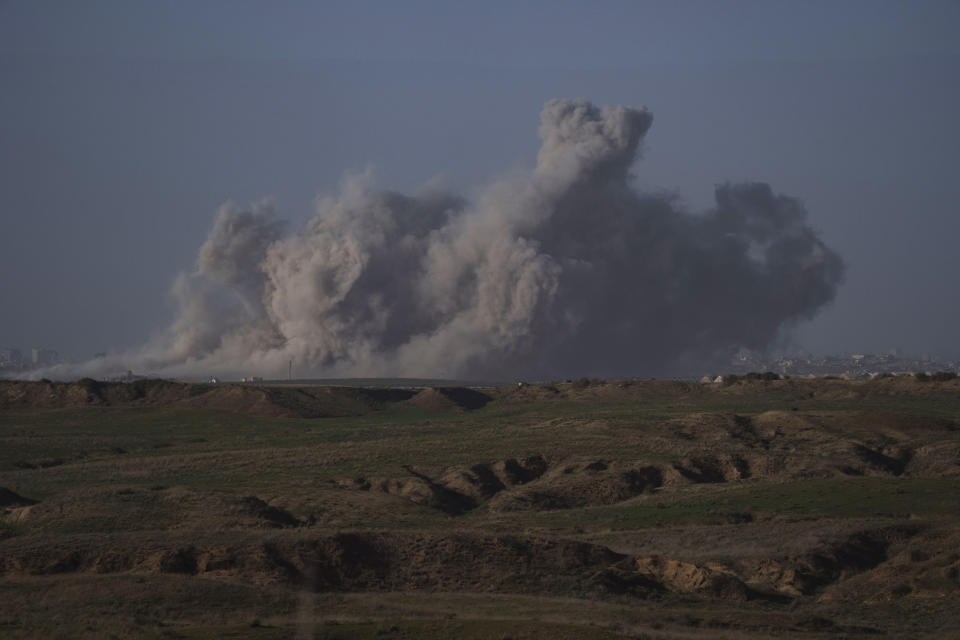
[2,376,960,638]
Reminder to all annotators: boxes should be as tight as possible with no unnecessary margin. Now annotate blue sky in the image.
[1,0,959,363]
[4,1,958,65]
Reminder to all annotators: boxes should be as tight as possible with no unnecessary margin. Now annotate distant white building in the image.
[31,348,58,367]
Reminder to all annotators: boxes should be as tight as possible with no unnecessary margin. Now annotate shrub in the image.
[891,583,912,598]
[77,377,101,393]
[745,371,780,381]
[914,372,930,382]
[931,371,957,382]
[129,378,167,398]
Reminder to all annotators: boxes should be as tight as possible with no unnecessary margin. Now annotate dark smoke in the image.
[53,99,844,380]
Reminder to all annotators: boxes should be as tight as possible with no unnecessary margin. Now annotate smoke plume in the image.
[52,99,844,380]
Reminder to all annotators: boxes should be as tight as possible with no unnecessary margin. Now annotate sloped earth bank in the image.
[2,377,960,637]
[0,524,934,600]
[0,378,420,418]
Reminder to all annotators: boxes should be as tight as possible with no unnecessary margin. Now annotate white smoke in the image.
[41,99,844,380]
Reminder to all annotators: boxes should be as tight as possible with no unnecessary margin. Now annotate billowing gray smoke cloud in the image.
[54,99,844,380]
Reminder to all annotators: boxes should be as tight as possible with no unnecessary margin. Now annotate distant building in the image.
[31,348,58,367]
[0,348,24,369]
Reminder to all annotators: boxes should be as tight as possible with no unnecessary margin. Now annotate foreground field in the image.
[2,376,960,638]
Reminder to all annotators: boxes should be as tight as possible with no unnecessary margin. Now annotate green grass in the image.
[0,573,296,639]
[0,520,26,540]
[3,384,959,505]
[513,477,960,531]
[3,380,960,639]
[161,619,627,640]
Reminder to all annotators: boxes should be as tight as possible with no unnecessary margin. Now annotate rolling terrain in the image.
[2,376,959,638]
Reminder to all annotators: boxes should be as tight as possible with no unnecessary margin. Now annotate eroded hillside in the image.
[2,376,959,638]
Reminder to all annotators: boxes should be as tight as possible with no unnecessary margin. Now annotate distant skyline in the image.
[2,1,959,370]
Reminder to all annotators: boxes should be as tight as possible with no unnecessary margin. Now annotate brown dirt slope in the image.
[406,387,493,411]
[0,379,417,418]
[0,530,623,595]
[4,375,958,416]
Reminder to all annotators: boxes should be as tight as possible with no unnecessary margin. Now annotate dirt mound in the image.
[371,475,477,515]
[351,457,668,515]
[343,441,944,517]
[438,456,549,502]
[180,385,364,418]
[233,496,303,528]
[337,419,959,516]
[818,523,960,603]
[489,462,663,512]
[6,486,316,535]
[498,379,701,404]
[407,387,492,411]
[12,527,876,602]
[734,524,922,597]
[595,523,925,601]
[902,442,960,477]
[343,456,549,514]
[179,386,292,416]
[0,531,626,596]
[0,378,200,409]
[178,385,418,418]
[662,412,758,443]
[605,555,752,601]
[663,455,752,485]
[0,379,418,418]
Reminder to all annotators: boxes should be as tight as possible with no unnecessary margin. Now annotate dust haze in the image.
[44,99,844,380]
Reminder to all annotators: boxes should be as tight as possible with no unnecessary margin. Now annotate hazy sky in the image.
[1,0,959,364]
